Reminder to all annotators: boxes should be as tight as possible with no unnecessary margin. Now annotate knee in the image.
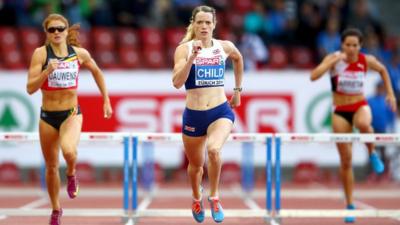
[340,157,352,170]
[63,150,77,162]
[46,163,59,175]
[188,163,203,173]
[207,148,221,163]
[354,122,370,132]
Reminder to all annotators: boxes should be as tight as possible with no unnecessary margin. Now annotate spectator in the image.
[346,0,384,43]
[362,30,390,64]
[317,16,341,60]
[234,28,268,71]
[296,1,322,49]
[243,0,265,34]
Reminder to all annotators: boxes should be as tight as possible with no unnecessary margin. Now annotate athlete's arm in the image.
[366,54,397,112]
[310,52,343,81]
[26,47,55,94]
[75,47,113,118]
[221,40,243,108]
[172,42,198,89]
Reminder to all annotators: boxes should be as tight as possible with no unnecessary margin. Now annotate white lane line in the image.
[137,186,158,211]
[231,184,261,210]
[20,196,48,210]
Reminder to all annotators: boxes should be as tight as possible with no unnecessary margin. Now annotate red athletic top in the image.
[330,52,367,95]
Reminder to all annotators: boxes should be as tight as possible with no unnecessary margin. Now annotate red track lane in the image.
[0,181,399,225]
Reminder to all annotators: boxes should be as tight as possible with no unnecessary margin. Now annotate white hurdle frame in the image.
[1,132,399,224]
[272,133,400,224]
[129,133,274,223]
[0,132,131,219]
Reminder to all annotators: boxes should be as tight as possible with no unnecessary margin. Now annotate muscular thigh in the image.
[183,134,207,166]
[59,114,82,152]
[353,106,371,129]
[206,118,233,150]
[39,120,60,164]
[332,113,353,133]
[332,114,353,157]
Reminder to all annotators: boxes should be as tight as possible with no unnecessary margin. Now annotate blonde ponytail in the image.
[180,23,195,44]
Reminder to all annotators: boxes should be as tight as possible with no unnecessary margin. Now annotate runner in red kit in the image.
[311,28,397,223]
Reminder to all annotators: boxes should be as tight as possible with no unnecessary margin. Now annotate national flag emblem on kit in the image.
[184,125,195,132]
[212,49,220,55]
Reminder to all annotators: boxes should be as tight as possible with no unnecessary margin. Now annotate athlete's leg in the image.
[353,105,384,174]
[183,135,207,200]
[59,113,82,177]
[353,106,373,154]
[332,113,354,205]
[206,118,233,197]
[39,120,61,210]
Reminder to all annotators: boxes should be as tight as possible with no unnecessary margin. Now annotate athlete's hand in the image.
[45,58,59,74]
[332,51,347,64]
[103,101,113,119]
[192,40,202,56]
[229,91,241,108]
[386,94,397,112]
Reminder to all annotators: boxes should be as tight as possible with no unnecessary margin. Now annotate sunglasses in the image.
[47,26,66,33]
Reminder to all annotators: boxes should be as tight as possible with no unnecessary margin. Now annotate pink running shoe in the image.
[67,175,79,199]
[49,208,62,225]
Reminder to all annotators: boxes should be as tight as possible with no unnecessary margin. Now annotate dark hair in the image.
[341,28,363,44]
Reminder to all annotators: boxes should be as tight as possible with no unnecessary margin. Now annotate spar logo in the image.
[0,91,36,131]
[79,94,295,132]
[305,91,332,133]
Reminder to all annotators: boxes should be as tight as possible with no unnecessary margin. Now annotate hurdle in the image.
[271,133,400,224]
[129,133,274,223]
[2,132,400,224]
[0,132,131,219]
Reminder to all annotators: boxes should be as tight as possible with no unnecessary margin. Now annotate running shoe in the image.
[344,204,355,223]
[208,196,224,223]
[192,198,205,223]
[49,208,63,225]
[192,186,204,223]
[67,175,79,199]
[370,152,384,174]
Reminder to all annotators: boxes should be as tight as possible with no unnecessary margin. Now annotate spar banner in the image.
[79,93,294,133]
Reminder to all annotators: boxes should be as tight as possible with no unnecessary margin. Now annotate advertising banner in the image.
[0,70,381,166]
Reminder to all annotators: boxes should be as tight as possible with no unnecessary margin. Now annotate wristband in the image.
[233,87,242,92]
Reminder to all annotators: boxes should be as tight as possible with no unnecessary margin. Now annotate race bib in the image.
[194,56,225,86]
[337,71,364,94]
[48,61,79,88]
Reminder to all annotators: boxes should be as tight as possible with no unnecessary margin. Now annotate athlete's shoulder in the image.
[30,46,47,62]
[33,45,47,55]
[71,46,89,55]
[217,39,233,47]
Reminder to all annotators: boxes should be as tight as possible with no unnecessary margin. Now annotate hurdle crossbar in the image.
[0,132,131,215]
[272,133,400,224]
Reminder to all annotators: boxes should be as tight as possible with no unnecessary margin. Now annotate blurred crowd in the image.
[0,0,399,72]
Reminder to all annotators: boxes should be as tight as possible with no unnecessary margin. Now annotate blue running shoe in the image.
[370,152,384,174]
[192,199,205,223]
[208,197,224,223]
[344,204,355,223]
